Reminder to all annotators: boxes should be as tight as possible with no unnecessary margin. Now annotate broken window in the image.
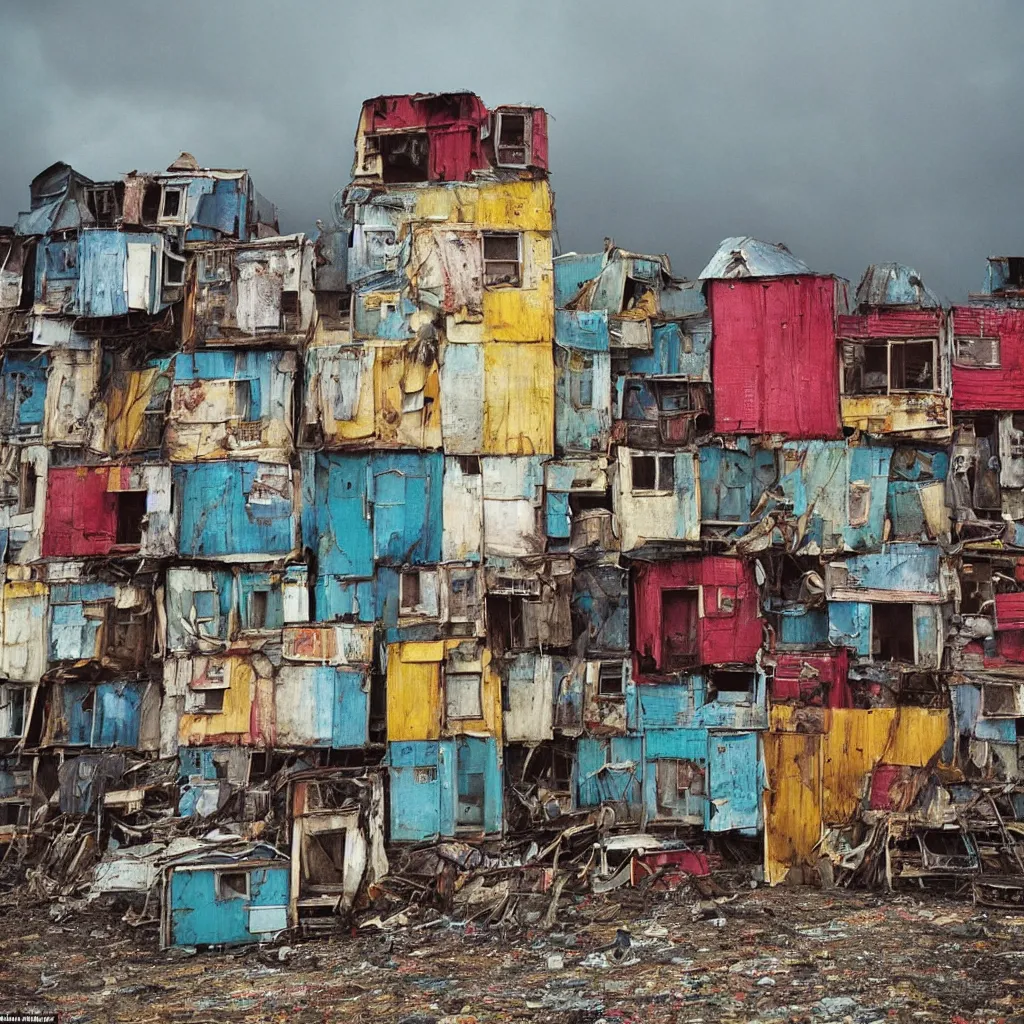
[248,590,268,630]
[954,335,1000,369]
[710,669,755,701]
[400,568,439,617]
[0,685,26,738]
[159,186,185,223]
[446,671,483,720]
[114,491,147,546]
[597,661,625,697]
[141,184,162,223]
[873,604,916,662]
[163,251,186,287]
[305,829,347,886]
[400,570,420,612]
[380,132,429,183]
[17,461,36,515]
[844,339,939,395]
[457,455,481,475]
[482,232,522,287]
[84,185,120,227]
[1009,258,1024,290]
[631,454,675,493]
[890,341,935,390]
[495,111,529,167]
[280,290,299,332]
[486,595,527,653]
[195,689,225,714]
[216,870,249,900]
[704,585,737,617]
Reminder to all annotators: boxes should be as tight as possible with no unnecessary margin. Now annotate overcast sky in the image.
[2,1,1023,299]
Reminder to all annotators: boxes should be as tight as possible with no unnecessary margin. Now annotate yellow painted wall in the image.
[840,394,951,438]
[178,657,254,746]
[373,345,443,449]
[386,641,443,741]
[386,640,502,741]
[413,181,553,232]
[106,367,161,456]
[483,341,554,455]
[764,729,822,885]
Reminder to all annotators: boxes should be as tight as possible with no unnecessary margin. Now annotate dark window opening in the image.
[305,829,347,886]
[457,455,481,475]
[845,342,888,395]
[160,187,183,220]
[400,570,421,612]
[85,186,120,227]
[81,689,95,714]
[281,290,299,331]
[711,669,755,695]
[622,276,649,312]
[107,605,148,666]
[1008,258,1024,289]
[380,132,429,183]
[661,588,699,671]
[18,462,36,514]
[597,661,624,696]
[496,112,528,166]
[216,871,249,900]
[202,689,225,713]
[874,603,916,663]
[569,490,613,514]
[2,687,26,737]
[115,491,146,546]
[486,594,526,653]
[482,232,521,287]
[890,341,935,391]
[141,184,162,223]
[0,803,28,828]
[212,758,229,781]
[249,591,268,630]
[631,453,674,492]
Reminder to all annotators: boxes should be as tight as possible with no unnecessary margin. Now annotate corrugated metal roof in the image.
[854,262,943,310]
[699,237,811,279]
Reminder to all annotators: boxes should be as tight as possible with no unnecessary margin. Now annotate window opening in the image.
[216,871,249,900]
[873,603,916,662]
[631,453,675,493]
[482,232,521,287]
[115,491,147,546]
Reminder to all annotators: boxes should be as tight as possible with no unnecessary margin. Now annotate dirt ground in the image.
[1,884,1023,1024]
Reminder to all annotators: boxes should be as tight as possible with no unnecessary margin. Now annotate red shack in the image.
[701,238,841,439]
[351,92,548,184]
[632,556,762,679]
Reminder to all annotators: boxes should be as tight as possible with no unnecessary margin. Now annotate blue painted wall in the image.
[175,462,295,558]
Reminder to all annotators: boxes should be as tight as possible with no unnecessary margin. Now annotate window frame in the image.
[953,335,1001,369]
[494,110,531,169]
[844,337,941,396]
[630,453,676,495]
[445,669,483,720]
[158,185,187,226]
[481,231,522,289]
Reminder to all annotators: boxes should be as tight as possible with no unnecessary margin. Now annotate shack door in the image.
[455,736,486,828]
[706,730,760,833]
[662,588,698,670]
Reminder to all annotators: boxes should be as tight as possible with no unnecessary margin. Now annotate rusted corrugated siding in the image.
[710,276,840,438]
[952,306,1024,410]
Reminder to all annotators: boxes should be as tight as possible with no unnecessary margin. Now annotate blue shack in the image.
[161,841,290,948]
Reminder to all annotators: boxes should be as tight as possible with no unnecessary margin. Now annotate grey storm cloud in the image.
[2,0,1024,299]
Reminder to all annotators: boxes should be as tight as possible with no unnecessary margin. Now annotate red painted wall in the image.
[772,650,851,708]
[837,309,944,340]
[359,94,549,181]
[42,466,121,557]
[952,306,1024,411]
[710,276,841,438]
[633,557,762,678]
